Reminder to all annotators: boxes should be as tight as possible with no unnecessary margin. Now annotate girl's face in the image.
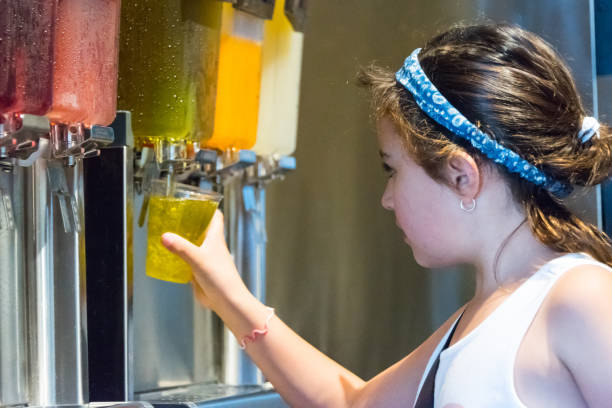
[377,117,467,267]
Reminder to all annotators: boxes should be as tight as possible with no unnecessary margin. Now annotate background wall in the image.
[266,0,598,380]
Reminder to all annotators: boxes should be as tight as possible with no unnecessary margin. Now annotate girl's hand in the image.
[160,210,248,310]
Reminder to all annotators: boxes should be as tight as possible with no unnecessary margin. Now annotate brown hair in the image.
[358,23,612,266]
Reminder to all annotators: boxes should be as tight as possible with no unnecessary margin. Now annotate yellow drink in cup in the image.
[146,180,222,284]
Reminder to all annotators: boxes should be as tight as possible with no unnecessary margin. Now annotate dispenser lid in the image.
[234,0,275,19]
[285,0,307,32]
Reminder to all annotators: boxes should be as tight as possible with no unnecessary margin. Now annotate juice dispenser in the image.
[48,0,120,157]
[0,0,56,152]
[117,0,227,396]
[118,0,222,169]
[253,0,305,157]
[192,0,303,389]
[0,2,56,406]
[204,1,269,151]
[0,0,55,117]
[0,0,119,405]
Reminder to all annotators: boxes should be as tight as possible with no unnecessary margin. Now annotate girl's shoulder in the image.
[543,261,612,406]
[546,260,612,320]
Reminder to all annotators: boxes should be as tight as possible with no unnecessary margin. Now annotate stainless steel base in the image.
[136,383,287,408]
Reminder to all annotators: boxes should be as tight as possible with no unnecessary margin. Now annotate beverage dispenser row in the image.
[119,0,303,178]
[0,0,306,407]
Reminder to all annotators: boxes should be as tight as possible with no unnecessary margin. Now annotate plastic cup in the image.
[146,180,222,283]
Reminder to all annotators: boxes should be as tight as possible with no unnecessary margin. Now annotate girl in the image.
[161,23,612,407]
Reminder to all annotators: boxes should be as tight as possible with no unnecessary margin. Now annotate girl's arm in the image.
[162,210,459,407]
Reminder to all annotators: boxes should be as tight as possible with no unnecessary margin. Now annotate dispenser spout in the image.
[0,188,14,231]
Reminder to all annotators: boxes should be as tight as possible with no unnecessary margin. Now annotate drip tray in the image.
[136,382,287,408]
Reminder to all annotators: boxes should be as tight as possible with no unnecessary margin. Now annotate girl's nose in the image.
[381,185,393,211]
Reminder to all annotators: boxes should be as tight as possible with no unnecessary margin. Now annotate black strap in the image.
[414,313,463,408]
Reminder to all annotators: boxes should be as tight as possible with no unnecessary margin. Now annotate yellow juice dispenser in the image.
[253,0,305,157]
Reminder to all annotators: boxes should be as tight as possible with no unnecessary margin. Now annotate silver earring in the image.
[460,198,476,212]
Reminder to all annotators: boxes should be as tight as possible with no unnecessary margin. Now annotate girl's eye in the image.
[382,162,395,178]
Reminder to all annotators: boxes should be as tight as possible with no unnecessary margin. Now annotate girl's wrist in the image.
[214,289,271,341]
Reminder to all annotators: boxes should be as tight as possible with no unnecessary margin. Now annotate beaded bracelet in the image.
[239,307,275,349]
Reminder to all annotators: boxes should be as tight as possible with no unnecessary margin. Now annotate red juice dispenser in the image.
[0,4,57,407]
[0,0,55,117]
[48,0,120,158]
[0,0,56,153]
[1,0,120,406]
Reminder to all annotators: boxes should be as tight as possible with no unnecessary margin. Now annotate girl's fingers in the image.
[161,232,200,266]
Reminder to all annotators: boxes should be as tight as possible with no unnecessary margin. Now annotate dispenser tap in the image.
[135,147,160,227]
[0,114,48,163]
[248,155,296,185]
[217,150,257,177]
[47,160,81,233]
[51,123,115,161]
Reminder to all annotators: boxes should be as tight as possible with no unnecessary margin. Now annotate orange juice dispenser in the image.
[194,0,302,390]
[204,1,267,152]
[194,0,274,388]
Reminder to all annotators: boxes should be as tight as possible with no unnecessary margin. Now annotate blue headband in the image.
[395,48,572,198]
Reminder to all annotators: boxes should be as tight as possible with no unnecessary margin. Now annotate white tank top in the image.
[414,252,610,408]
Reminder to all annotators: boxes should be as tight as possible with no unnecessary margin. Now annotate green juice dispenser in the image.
[117,0,225,394]
[118,0,222,166]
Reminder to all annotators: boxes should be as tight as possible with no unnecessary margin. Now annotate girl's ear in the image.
[444,152,481,198]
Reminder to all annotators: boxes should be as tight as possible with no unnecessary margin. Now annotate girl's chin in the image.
[410,248,455,269]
